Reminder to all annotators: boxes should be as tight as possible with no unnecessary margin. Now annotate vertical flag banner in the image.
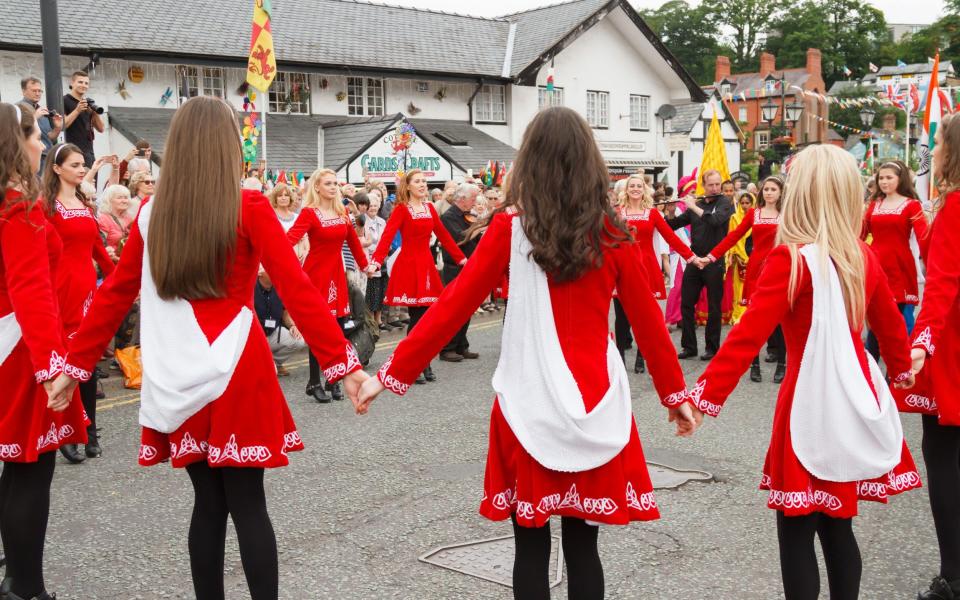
[246,0,276,92]
[917,53,943,205]
[869,62,879,73]
[696,108,731,195]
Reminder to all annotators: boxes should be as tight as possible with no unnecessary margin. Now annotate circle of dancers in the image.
[2,95,960,600]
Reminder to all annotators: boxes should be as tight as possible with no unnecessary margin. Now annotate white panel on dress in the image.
[0,312,22,366]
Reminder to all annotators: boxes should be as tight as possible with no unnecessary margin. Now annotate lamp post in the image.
[860,106,877,172]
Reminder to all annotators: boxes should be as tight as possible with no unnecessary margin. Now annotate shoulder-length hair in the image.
[41,142,92,211]
[396,169,425,206]
[618,173,653,210]
[494,106,631,282]
[936,112,960,208]
[760,175,785,212]
[267,182,292,209]
[148,96,242,300]
[869,160,918,202]
[303,168,344,215]
[0,102,39,212]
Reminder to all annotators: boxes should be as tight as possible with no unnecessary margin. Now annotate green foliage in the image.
[700,0,789,69]
[639,0,731,85]
[891,16,960,64]
[827,85,904,135]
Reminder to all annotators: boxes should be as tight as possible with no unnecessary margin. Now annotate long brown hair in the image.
[0,102,39,212]
[396,169,424,206]
[148,96,242,300]
[870,160,918,202]
[41,142,92,211]
[936,112,960,206]
[494,106,630,282]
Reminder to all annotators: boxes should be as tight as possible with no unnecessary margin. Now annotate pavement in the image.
[41,310,939,599]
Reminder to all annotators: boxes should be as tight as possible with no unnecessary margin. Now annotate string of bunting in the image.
[720,85,905,109]
[808,113,904,140]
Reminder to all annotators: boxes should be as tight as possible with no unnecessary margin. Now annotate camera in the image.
[85,98,105,115]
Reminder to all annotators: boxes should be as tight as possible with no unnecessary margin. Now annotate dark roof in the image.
[714,69,813,97]
[410,118,517,170]
[667,102,704,134]
[503,0,611,76]
[323,115,402,171]
[870,61,955,78]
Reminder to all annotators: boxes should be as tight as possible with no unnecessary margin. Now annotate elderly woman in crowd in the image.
[97,184,134,256]
[127,170,155,217]
[268,182,298,232]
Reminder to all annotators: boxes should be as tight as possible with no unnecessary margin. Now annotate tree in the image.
[639,0,730,85]
[892,15,960,64]
[700,0,788,69]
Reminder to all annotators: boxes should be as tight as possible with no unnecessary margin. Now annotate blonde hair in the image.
[618,174,653,209]
[128,170,153,197]
[777,144,866,326]
[267,182,292,208]
[99,184,130,214]
[303,168,344,215]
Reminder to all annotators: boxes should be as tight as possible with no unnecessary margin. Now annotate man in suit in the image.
[438,183,481,362]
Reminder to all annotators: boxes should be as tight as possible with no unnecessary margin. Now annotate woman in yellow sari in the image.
[726,192,755,324]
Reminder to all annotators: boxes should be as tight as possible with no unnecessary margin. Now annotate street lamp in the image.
[859,107,877,171]
[786,100,804,124]
[761,100,779,124]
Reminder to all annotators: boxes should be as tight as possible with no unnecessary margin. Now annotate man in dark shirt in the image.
[19,76,62,164]
[254,269,305,377]
[62,71,104,168]
[438,183,481,362]
[666,169,734,360]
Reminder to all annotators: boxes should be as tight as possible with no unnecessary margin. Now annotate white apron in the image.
[491,218,633,473]
[0,312,22,366]
[790,244,904,482]
[137,203,252,433]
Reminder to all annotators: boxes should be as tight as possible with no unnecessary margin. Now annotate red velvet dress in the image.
[909,191,960,424]
[0,194,87,461]
[861,199,929,304]
[370,203,466,306]
[708,208,780,306]
[620,208,694,299]
[689,244,921,518]
[287,209,368,317]
[376,213,688,527]
[64,191,360,468]
[49,199,115,336]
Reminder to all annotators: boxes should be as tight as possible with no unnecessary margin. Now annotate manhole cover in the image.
[419,535,563,588]
[647,461,713,489]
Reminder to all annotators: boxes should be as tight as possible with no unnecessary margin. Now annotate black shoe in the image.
[919,576,960,600]
[764,353,778,363]
[6,592,57,600]
[329,382,343,401]
[85,429,102,458]
[750,363,762,382]
[415,373,426,385]
[677,349,697,359]
[634,354,645,374]
[700,351,716,361]
[59,444,85,464]
[439,351,464,362]
[423,365,436,382]
[773,363,786,384]
[1,576,11,598]
[460,350,479,359]
[306,383,330,403]
[94,365,109,379]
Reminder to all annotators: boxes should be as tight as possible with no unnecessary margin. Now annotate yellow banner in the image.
[246,0,276,92]
[697,107,731,195]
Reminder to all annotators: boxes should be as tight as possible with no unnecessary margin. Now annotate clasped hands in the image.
[44,373,79,412]
[689,256,714,270]
[670,402,704,438]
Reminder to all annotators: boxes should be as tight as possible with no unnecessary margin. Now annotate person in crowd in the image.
[42,142,115,462]
[242,177,264,192]
[355,106,696,600]
[429,187,443,204]
[287,168,369,402]
[19,77,62,164]
[267,183,298,233]
[128,170,156,218]
[366,169,467,384]
[349,192,372,294]
[0,101,88,600]
[725,192,753,325]
[438,183,482,363]
[118,140,152,185]
[666,169,734,360]
[49,96,368,600]
[363,190,389,330]
[254,268,306,377]
[97,184,133,256]
[340,182,356,202]
[861,160,928,361]
[435,180,457,215]
[62,71,103,168]
[904,113,960,600]
[689,144,919,600]
[615,174,694,374]
[664,176,696,329]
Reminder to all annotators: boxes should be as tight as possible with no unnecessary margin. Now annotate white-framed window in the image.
[269,72,310,114]
[720,82,732,96]
[537,86,564,110]
[586,90,609,128]
[347,77,385,116]
[178,66,225,98]
[755,130,771,149]
[739,106,748,122]
[476,84,506,123]
[629,94,650,130]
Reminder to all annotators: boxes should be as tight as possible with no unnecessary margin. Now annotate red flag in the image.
[909,84,921,113]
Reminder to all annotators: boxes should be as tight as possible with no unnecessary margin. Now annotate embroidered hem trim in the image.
[377,356,411,396]
[63,360,92,382]
[686,380,721,417]
[35,350,65,383]
[912,327,935,355]
[661,389,687,408]
[323,344,362,383]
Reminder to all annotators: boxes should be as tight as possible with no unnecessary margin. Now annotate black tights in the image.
[79,371,98,435]
[407,306,428,334]
[922,415,960,581]
[776,511,861,600]
[308,321,349,385]
[185,463,277,600]
[0,451,56,598]
[512,516,604,600]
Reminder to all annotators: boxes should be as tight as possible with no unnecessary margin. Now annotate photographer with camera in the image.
[19,76,62,164]
[62,71,104,168]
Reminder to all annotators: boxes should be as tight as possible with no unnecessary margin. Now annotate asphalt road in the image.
[41,312,938,599]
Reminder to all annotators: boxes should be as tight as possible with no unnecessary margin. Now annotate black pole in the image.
[39,0,64,116]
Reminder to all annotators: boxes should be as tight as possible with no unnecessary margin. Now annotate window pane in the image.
[268,72,287,112]
[599,92,609,128]
[347,77,364,116]
[586,91,596,126]
[366,78,384,116]
[639,95,649,130]
[629,95,640,129]
[739,107,748,122]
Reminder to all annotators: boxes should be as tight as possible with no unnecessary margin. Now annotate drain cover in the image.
[647,461,713,489]
[419,535,563,588]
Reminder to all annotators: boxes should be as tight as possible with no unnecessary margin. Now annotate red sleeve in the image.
[285,209,314,245]
[913,194,960,356]
[93,232,115,276]
[687,245,794,417]
[245,193,359,383]
[345,217,369,271]
[371,205,406,266]
[65,214,145,380]
[860,202,874,241]
[611,242,687,406]
[431,204,467,264]
[708,209,754,260]
[864,247,913,382]
[1,206,66,382]
[907,200,930,261]
[377,213,511,394]
[651,209,694,261]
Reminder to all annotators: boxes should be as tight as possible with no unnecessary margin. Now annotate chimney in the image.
[759,52,776,77]
[715,56,731,84]
[806,48,822,77]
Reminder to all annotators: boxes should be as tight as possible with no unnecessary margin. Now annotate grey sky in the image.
[404,0,946,25]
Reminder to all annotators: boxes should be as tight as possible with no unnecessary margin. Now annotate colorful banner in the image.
[246,0,277,92]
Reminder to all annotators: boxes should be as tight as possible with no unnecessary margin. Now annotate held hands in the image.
[690,256,711,270]
[364,264,380,277]
[910,348,926,375]
[668,402,702,437]
[354,376,386,415]
[458,258,468,267]
[46,373,78,412]
[342,369,371,408]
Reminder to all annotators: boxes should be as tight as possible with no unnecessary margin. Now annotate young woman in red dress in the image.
[861,160,929,360]
[50,97,369,600]
[907,113,960,600]
[613,174,694,374]
[356,107,697,599]
[705,176,785,383]
[287,168,368,402]
[688,144,920,600]
[0,103,87,600]
[41,142,115,463]
[365,169,466,384]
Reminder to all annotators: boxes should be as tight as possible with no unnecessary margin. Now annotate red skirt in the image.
[479,400,660,527]
[384,247,443,307]
[305,260,351,318]
[0,343,88,463]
